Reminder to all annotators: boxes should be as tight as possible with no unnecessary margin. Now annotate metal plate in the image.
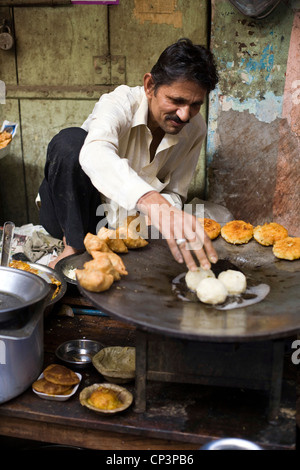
[10,261,67,307]
[77,238,300,342]
[55,253,85,286]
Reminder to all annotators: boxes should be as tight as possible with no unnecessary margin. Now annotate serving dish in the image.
[32,371,82,401]
[55,253,85,286]
[79,383,133,414]
[9,259,66,308]
[92,346,136,383]
[55,339,104,369]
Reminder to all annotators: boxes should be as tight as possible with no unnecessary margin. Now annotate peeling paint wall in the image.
[207,0,300,235]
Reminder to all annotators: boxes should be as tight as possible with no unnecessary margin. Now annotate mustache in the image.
[166,115,189,124]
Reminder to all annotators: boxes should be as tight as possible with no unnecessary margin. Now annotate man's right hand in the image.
[137,191,218,271]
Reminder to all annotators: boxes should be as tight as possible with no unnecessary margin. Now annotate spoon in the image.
[0,221,15,267]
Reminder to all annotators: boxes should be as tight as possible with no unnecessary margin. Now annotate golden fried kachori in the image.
[32,377,72,395]
[198,217,221,240]
[273,237,300,260]
[221,220,253,244]
[253,222,288,246]
[43,363,80,386]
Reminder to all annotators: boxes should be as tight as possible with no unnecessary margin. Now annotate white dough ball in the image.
[218,269,247,295]
[196,277,228,305]
[185,267,215,292]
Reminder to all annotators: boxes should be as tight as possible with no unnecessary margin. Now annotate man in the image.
[39,38,219,270]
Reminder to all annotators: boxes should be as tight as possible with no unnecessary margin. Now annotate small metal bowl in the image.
[55,339,104,369]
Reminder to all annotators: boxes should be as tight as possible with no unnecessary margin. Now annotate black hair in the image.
[150,38,219,94]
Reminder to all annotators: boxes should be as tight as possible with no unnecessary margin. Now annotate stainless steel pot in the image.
[0,266,50,403]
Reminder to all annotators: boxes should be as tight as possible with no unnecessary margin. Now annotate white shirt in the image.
[80,85,206,227]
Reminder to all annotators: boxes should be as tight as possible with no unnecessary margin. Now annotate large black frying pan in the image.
[70,237,300,343]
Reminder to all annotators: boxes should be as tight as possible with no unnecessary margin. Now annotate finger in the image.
[188,226,218,266]
[166,238,184,264]
[181,243,211,271]
[180,246,202,271]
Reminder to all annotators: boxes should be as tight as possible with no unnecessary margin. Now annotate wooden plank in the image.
[0,416,200,450]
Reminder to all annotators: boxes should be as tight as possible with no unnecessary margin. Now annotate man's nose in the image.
[177,106,190,123]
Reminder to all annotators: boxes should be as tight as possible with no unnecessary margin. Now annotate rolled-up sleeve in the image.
[79,87,154,210]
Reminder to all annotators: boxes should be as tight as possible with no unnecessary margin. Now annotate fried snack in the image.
[253,222,288,246]
[91,250,128,276]
[198,217,221,240]
[9,259,39,274]
[43,364,80,386]
[32,377,72,395]
[76,269,114,292]
[0,131,12,149]
[221,220,253,244]
[84,232,112,254]
[97,227,128,253]
[117,214,148,248]
[87,386,122,410]
[117,226,148,249]
[273,237,300,260]
[83,257,121,281]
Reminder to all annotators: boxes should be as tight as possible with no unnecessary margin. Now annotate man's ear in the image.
[143,73,155,98]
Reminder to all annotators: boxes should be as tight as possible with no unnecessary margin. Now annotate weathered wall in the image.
[1,0,299,235]
[207,0,300,235]
[0,0,208,226]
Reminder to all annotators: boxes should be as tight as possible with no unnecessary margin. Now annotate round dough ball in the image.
[185,267,215,292]
[196,277,228,305]
[218,269,247,295]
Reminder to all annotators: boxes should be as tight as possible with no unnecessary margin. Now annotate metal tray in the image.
[10,260,67,307]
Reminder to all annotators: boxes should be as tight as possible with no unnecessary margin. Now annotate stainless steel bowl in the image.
[0,266,50,323]
[55,339,104,369]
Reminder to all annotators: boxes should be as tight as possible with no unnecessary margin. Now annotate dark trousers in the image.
[39,127,102,250]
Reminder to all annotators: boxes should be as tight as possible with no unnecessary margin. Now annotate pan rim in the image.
[0,266,50,314]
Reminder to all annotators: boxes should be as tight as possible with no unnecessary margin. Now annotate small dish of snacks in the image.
[32,364,81,401]
[79,383,133,414]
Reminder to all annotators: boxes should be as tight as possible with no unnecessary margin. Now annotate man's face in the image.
[144,75,207,135]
